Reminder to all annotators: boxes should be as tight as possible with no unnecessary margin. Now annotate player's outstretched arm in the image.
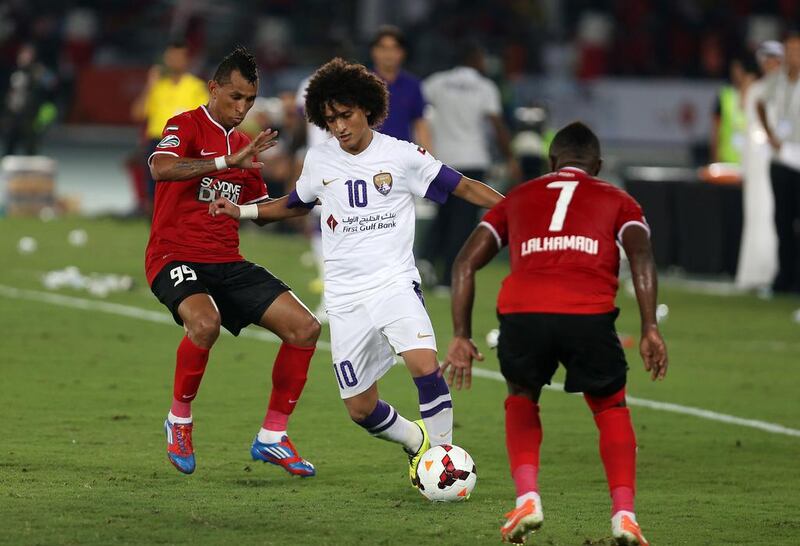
[442,225,500,389]
[451,176,504,209]
[150,129,279,181]
[621,226,668,381]
[208,194,312,223]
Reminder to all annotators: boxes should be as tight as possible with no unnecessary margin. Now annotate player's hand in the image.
[226,129,279,169]
[640,327,668,381]
[441,336,484,390]
[208,197,240,219]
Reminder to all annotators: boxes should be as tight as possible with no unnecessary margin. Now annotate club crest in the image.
[373,172,393,196]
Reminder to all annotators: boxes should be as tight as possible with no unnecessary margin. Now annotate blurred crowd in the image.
[2,0,800,295]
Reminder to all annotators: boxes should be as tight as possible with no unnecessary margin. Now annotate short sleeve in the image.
[482,80,502,116]
[480,199,508,249]
[239,169,269,205]
[293,149,322,204]
[760,72,779,103]
[148,113,196,165]
[615,193,650,243]
[403,142,462,203]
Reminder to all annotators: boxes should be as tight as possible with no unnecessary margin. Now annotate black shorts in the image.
[150,260,290,336]
[497,309,628,396]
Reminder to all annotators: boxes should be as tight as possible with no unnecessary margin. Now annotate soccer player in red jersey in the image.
[146,47,320,477]
[443,122,668,545]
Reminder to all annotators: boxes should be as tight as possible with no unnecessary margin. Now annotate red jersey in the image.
[144,105,268,284]
[481,167,649,315]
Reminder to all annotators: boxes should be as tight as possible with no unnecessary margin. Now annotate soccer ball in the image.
[415,444,477,502]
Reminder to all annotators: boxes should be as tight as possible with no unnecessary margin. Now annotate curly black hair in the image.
[213,45,258,85]
[305,58,388,130]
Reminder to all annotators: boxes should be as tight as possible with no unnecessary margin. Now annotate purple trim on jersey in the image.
[420,401,453,419]
[424,165,463,204]
[286,189,315,209]
[414,370,450,404]
[357,399,392,430]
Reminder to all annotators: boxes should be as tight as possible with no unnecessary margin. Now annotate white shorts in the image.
[327,281,437,399]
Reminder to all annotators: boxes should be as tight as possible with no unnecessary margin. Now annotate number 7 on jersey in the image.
[546,181,579,231]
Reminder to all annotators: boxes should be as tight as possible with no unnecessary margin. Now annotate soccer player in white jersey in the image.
[210,58,503,486]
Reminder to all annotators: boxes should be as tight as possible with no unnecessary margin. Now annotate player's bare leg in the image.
[344,382,427,485]
[501,381,544,543]
[164,294,221,474]
[250,291,320,477]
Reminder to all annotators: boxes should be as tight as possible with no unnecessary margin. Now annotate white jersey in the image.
[422,66,502,169]
[294,131,460,308]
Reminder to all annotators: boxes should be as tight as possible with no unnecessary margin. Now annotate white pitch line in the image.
[2,284,798,439]
[470,368,800,438]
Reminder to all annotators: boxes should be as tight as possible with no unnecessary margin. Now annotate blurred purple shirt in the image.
[375,70,425,143]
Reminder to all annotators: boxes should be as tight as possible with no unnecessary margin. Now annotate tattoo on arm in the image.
[168,158,217,180]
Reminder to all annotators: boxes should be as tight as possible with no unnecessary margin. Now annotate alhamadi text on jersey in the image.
[291,131,461,307]
[144,105,269,284]
[481,167,650,315]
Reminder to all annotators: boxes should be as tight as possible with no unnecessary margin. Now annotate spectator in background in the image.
[369,25,432,151]
[710,56,754,164]
[737,42,783,292]
[1,43,57,156]
[131,40,208,213]
[420,42,520,291]
[758,33,800,294]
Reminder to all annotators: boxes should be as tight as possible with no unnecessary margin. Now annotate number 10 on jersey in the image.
[345,179,368,208]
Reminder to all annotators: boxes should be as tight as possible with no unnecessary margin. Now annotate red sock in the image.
[170,336,210,418]
[584,388,636,515]
[505,395,542,496]
[265,342,315,420]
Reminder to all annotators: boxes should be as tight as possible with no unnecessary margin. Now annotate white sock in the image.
[376,412,423,453]
[257,428,286,444]
[423,406,453,446]
[167,411,192,424]
[356,400,423,452]
[516,491,542,509]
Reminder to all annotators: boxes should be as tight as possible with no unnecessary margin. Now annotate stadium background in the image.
[1,1,798,545]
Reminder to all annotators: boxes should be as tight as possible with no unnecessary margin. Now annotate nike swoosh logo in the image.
[200,149,216,156]
[288,399,298,404]
[417,333,433,339]
[181,393,196,400]
[322,178,339,186]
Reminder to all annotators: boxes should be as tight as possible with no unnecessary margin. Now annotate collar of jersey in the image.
[335,129,378,159]
[557,166,587,174]
[200,105,235,137]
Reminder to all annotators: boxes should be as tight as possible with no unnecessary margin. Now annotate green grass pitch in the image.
[1,217,798,545]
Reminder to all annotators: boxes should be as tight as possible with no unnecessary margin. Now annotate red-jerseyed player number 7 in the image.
[546,181,579,232]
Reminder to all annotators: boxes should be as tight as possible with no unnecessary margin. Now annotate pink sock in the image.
[263,409,289,432]
[170,399,192,419]
[611,486,635,514]
[512,464,539,497]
